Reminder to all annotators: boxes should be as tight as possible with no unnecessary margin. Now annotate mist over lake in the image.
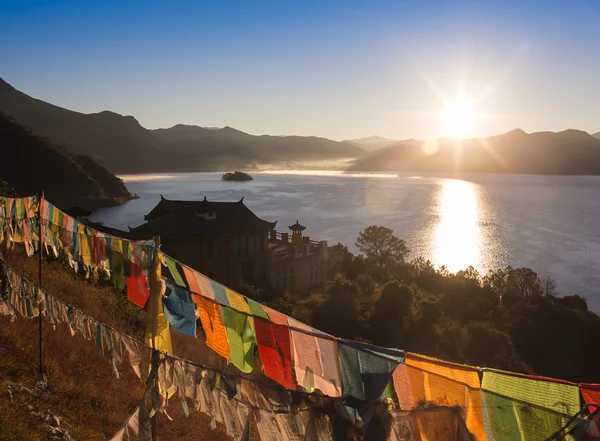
[90,171,600,310]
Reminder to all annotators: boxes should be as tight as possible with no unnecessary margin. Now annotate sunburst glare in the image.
[433,179,482,273]
[440,96,479,139]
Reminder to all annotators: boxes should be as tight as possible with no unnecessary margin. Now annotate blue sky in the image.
[1,0,599,140]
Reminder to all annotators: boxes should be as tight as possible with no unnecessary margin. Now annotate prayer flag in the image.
[195,295,230,360]
[144,250,173,356]
[222,306,255,373]
[162,279,196,337]
[254,318,295,390]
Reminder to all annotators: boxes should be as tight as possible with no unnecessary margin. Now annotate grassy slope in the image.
[0,249,253,441]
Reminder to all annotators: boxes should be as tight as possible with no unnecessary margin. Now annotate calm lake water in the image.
[90,171,600,310]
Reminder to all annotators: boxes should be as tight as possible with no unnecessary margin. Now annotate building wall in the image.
[162,232,269,289]
[270,242,328,294]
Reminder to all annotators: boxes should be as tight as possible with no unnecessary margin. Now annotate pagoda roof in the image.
[288,220,306,231]
[133,196,277,238]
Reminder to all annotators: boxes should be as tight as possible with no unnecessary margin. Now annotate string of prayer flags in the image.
[254,318,296,390]
[393,352,486,441]
[338,339,404,403]
[162,278,197,337]
[481,368,581,441]
[39,198,157,308]
[222,306,256,373]
[0,195,38,220]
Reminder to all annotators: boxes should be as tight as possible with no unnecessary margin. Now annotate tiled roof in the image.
[132,196,276,238]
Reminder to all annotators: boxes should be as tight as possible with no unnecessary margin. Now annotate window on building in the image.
[248,235,254,255]
[241,235,247,256]
[241,262,254,282]
[233,236,239,258]
[255,235,261,253]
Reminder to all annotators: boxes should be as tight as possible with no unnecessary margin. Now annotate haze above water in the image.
[91,172,600,310]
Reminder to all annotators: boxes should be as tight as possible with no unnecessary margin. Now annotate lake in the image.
[90,171,600,310]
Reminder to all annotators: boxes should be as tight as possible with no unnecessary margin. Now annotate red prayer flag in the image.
[127,276,149,308]
[581,383,600,415]
[254,318,295,390]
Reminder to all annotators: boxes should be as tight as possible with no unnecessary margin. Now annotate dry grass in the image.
[0,249,260,440]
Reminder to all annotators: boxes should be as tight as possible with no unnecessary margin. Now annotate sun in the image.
[440,97,479,139]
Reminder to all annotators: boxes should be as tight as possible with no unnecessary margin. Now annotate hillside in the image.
[0,78,364,174]
[342,136,399,152]
[348,129,600,175]
[152,124,366,164]
[0,250,238,441]
[0,112,133,209]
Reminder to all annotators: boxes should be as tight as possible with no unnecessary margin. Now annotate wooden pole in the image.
[37,190,44,380]
[151,349,158,441]
[150,235,160,441]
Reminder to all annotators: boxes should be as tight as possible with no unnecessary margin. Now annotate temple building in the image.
[131,196,328,294]
[268,220,328,293]
[130,196,276,287]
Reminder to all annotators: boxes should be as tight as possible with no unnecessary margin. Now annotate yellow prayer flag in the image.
[144,250,173,356]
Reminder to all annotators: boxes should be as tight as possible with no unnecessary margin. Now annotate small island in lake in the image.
[222,171,253,181]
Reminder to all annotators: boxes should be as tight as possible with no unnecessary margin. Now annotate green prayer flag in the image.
[222,306,255,373]
[164,255,186,287]
[482,369,580,441]
[246,298,269,319]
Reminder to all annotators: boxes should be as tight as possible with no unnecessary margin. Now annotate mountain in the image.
[151,124,366,164]
[348,128,600,175]
[593,131,600,139]
[0,78,198,174]
[0,112,133,209]
[342,135,400,152]
[0,78,364,173]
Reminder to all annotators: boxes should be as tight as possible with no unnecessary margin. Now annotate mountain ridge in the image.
[0,112,133,209]
[0,78,364,173]
[348,129,600,175]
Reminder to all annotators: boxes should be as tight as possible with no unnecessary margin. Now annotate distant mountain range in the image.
[2,77,599,176]
[348,129,600,175]
[342,135,423,152]
[151,124,365,168]
[0,78,364,174]
[0,112,133,209]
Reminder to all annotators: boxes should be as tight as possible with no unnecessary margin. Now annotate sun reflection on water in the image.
[433,179,482,273]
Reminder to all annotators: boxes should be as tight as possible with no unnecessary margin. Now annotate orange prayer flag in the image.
[195,296,230,360]
[394,353,486,441]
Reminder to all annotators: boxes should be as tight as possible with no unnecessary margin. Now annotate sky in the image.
[1,0,600,141]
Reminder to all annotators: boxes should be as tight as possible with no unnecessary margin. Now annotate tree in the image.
[327,243,353,278]
[355,226,409,282]
[312,276,361,339]
[356,273,375,297]
[483,266,543,299]
[465,323,524,371]
[371,281,415,348]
